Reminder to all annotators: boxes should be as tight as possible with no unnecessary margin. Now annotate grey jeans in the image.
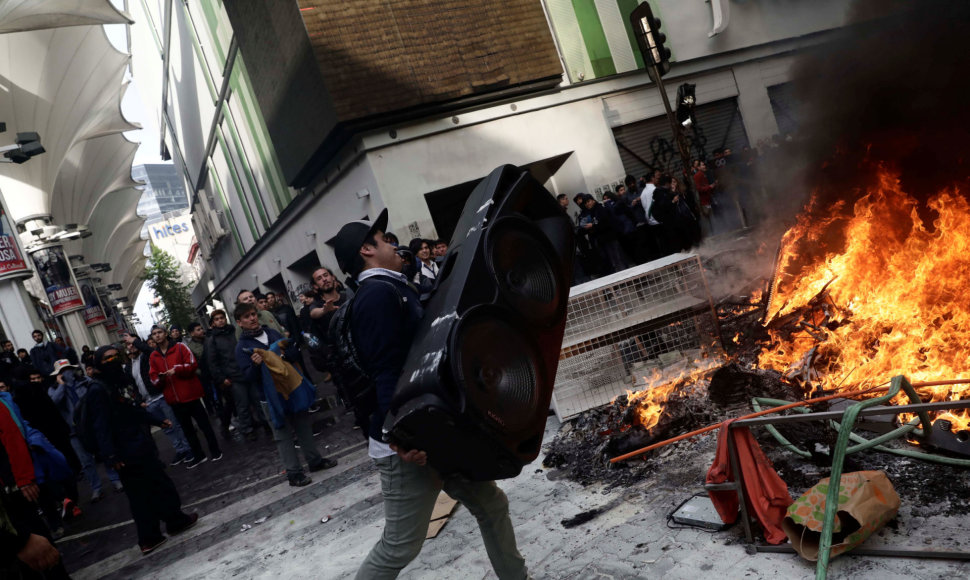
[356,455,528,580]
[261,405,322,478]
[232,380,265,433]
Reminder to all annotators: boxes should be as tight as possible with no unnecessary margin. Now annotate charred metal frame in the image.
[706,393,970,575]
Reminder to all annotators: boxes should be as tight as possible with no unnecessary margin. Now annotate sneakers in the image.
[308,457,338,472]
[112,481,125,493]
[62,498,80,519]
[140,536,167,555]
[211,452,224,462]
[91,489,103,503]
[168,512,199,536]
[308,402,322,414]
[288,474,312,487]
[170,452,191,466]
[186,456,208,469]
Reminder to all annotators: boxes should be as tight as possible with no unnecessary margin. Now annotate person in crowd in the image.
[205,309,265,442]
[638,172,666,260]
[653,175,698,252]
[581,194,629,274]
[9,369,80,485]
[326,209,528,579]
[16,349,31,367]
[233,303,336,486]
[307,267,349,398]
[693,159,718,230]
[408,238,438,298]
[48,361,123,503]
[266,292,309,377]
[297,291,314,334]
[432,239,448,264]
[235,290,283,339]
[29,331,66,376]
[148,325,222,469]
[168,326,184,345]
[52,339,77,367]
[0,341,18,377]
[0,392,71,579]
[557,193,570,213]
[86,345,199,555]
[80,345,94,369]
[603,188,638,264]
[123,336,194,466]
[183,322,218,420]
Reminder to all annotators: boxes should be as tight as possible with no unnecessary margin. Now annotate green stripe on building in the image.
[216,131,260,242]
[616,0,645,70]
[571,0,617,77]
[207,159,245,256]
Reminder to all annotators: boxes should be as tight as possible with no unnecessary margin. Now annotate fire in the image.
[626,357,726,430]
[759,169,970,428]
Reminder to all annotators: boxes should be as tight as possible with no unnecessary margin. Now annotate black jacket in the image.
[125,351,161,400]
[86,378,163,464]
[204,324,245,384]
[272,304,302,339]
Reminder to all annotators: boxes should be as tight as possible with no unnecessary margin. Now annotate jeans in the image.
[170,399,222,459]
[145,398,192,457]
[356,455,528,580]
[261,405,322,478]
[232,380,265,433]
[70,435,120,493]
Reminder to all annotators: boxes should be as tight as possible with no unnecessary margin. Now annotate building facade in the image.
[131,0,860,314]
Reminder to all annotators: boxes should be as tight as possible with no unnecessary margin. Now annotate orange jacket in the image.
[149,342,205,405]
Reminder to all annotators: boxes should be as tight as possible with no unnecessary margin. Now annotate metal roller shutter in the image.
[613,97,750,179]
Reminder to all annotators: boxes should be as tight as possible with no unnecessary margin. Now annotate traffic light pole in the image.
[648,63,697,207]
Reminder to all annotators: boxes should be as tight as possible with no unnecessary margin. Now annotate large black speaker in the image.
[383,165,574,481]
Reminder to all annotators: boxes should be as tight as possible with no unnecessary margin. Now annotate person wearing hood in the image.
[48,360,122,503]
[84,345,199,555]
[233,302,337,486]
[28,330,66,377]
[205,309,266,441]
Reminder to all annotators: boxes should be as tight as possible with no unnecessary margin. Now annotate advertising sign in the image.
[101,296,119,332]
[76,276,107,326]
[0,196,30,280]
[30,245,84,315]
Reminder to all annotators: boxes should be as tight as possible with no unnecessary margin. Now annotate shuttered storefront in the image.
[613,97,749,179]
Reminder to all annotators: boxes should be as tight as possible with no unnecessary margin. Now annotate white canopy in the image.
[0,0,131,34]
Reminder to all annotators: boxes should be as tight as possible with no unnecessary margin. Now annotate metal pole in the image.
[648,63,698,209]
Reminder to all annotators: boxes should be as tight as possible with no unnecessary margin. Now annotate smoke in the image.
[793,0,970,203]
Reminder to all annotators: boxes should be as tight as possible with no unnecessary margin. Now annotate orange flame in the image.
[626,357,726,430]
[759,169,970,428]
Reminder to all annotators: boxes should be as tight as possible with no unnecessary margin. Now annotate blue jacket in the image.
[349,272,423,441]
[47,374,92,434]
[235,327,316,429]
[0,392,72,485]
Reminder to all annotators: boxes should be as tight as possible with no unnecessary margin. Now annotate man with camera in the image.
[327,210,528,580]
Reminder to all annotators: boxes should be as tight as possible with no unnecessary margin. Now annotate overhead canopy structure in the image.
[0,0,130,34]
[0,14,147,306]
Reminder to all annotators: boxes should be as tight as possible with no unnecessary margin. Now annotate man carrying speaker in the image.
[327,209,529,580]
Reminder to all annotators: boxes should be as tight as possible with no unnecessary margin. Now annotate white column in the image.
[0,280,43,347]
[90,324,111,346]
[58,311,94,351]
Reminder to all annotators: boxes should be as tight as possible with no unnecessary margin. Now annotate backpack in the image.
[328,279,404,428]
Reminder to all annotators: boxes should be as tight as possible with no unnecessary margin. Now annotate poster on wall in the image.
[76,277,107,326]
[30,245,84,316]
[0,196,31,280]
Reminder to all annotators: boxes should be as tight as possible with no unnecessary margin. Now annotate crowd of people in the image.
[563,146,774,284]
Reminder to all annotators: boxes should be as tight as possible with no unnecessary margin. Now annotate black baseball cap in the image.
[326,208,389,277]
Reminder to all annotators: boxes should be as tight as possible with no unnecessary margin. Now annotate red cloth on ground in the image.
[706,419,792,544]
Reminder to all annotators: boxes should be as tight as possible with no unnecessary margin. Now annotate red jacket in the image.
[149,342,205,405]
[0,399,34,488]
[693,170,715,206]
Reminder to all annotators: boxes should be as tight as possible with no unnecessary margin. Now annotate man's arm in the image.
[47,382,66,405]
[87,386,118,465]
[172,344,199,378]
[351,285,407,420]
[147,352,163,386]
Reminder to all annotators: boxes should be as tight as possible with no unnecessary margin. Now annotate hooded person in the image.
[84,345,199,555]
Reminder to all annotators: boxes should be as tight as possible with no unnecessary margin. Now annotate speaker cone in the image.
[485,216,563,324]
[451,306,543,433]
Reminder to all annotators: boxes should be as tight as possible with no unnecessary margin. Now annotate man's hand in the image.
[20,482,39,503]
[160,419,172,429]
[17,534,60,572]
[162,369,175,376]
[111,460,125,471]
[250,352,263,366]
[123,334,136,346]
[223,379,232,387]
[390,444,427,466]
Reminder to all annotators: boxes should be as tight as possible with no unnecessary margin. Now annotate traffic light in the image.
[384,165,575,481]
[630,3,671,78]
[676,83,697,128]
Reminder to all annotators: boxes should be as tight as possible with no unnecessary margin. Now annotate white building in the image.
[129,0,867,313]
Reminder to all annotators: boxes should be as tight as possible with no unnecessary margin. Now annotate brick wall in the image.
[296,0,563,119]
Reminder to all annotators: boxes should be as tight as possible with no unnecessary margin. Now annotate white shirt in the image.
[639,183,661,226]
[130,353,160,403]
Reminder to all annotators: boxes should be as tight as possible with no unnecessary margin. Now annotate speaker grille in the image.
[452,308,541,432]
[486,216,562,324]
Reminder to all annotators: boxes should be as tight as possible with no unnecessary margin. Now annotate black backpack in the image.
[328,279,403,430]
